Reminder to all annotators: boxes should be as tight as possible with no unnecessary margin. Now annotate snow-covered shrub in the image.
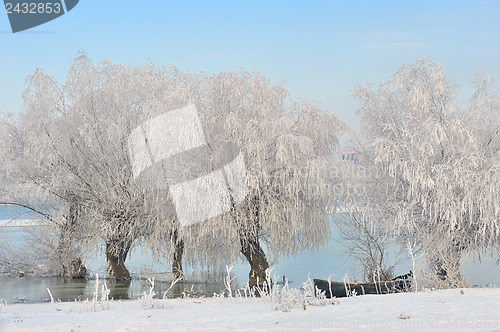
[273,284,303,312]
[75,273,111,313]
[272,273,339,312]
[252,268,278,299]
[139,277,173,310]
[93,273,110,311]
[224,265,236,298]
[46,288,58,313]
[398,312,411,320]
[1,298,7,314]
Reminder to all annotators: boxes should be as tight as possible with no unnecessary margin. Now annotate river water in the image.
[1,206,499,303]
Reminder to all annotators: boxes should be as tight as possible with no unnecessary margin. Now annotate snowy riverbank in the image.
[1,288,499,331]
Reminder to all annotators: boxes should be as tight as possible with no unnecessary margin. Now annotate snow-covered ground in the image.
[1,288,499,331]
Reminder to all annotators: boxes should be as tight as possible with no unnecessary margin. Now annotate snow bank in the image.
[1,288,499,331]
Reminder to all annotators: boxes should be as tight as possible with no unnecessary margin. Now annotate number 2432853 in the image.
[5,2,62,14]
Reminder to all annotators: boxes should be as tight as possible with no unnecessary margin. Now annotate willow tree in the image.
[0,89,88,278]
[2,56,346,283]
[0,56,156,279]
[129,68,346,285]
[204,73,345,285]
[351,58,500,287]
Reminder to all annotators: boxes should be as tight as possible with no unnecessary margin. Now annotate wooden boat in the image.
[313,272,413,298]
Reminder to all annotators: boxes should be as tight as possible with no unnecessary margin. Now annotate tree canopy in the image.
[0,55,346,283]
[350,58,500,286]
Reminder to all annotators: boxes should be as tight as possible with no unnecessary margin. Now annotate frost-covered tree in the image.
[1,56,346,284]
[0,114,84,277]
[464,71,500,256]
[333,211,404,281]
[0,56,153,279]
[351,58,500,287]
[136,70,346,285]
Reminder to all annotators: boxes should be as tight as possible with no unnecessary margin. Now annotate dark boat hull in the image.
[313,277,412,298]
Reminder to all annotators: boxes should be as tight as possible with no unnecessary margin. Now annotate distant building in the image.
[339,151,366,165]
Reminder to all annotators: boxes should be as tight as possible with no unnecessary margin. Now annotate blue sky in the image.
[1,0,499,130]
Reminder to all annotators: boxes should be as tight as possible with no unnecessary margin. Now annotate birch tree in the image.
[351,58,500,287]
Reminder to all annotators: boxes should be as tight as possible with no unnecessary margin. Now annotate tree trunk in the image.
[57,202,87,278]
[240,237,269,286]
[434,244,465,287]
[238,196,269,286]
[105,240,131,280]
[172,234,184,280]
[67,258,87,278]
